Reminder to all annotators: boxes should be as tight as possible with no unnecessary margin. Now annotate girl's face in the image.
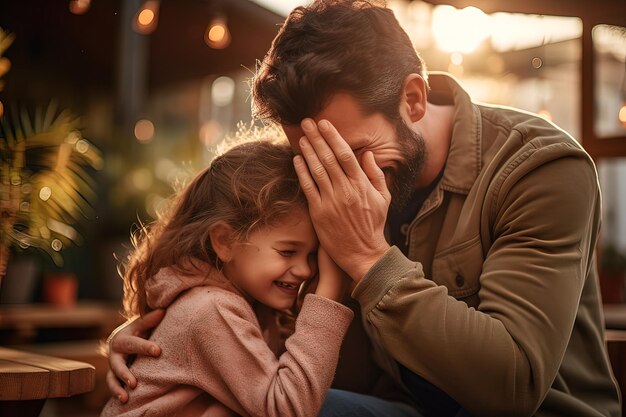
[224,209,318,310]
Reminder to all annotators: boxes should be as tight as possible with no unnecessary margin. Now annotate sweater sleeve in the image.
[187,292,353,417]
[352,154,600,417]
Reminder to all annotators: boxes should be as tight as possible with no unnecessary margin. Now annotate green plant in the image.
[0,28,102,283]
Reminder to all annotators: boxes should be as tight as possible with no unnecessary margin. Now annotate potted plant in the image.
[0,28,102,288]
[599,244,626,304]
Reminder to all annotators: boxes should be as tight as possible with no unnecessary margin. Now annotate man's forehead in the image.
[281,122,362,155]
[281,93,368,149]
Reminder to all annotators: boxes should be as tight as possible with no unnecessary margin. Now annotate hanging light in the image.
[134,0,160,35]
[205,16,231,49]
[69,0,91,15]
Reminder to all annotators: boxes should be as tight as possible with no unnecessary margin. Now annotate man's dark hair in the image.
[252,0,428,126]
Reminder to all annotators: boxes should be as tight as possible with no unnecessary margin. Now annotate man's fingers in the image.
[132,308,165,336]
[301,119,346,180]
[109,351,137,389]
[294,155,321,207]
[299,136,332,193]
[317,119,365,179]
[362,151,391,202]
[111,334,161,357]
[106,370,129,403]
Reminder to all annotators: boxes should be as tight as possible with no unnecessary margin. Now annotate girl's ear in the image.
[209,222,236,263]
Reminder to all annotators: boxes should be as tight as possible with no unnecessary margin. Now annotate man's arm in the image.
[354,156,600,416]
[105,309,164,402]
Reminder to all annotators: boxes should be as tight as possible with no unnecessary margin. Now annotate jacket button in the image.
[455,275,464,287]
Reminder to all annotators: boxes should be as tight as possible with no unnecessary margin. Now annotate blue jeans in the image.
[319,389,422,417]
[319,389,473,417]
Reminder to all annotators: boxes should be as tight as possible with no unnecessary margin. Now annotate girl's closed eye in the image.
[276,249,296,257]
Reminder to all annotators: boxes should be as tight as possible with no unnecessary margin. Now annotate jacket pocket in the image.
[432,235,483,300]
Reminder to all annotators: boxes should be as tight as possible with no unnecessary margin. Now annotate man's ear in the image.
[400,73,427,123]
[209,222,236,263]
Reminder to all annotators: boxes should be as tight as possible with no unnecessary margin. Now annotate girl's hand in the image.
[105,309,165,402]
[315,246,350,302]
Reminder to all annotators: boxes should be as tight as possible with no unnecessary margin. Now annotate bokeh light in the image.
[134,119,155,143]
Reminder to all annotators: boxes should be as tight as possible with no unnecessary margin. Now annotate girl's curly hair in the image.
[121,127,306,317]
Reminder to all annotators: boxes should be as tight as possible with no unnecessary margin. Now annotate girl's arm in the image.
[314,245,351,302]
[188,291,353,417]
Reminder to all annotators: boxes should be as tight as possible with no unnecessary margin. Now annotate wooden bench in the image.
[0,347,95,417]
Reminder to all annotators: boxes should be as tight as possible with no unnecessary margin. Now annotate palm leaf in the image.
[1,105,101,266]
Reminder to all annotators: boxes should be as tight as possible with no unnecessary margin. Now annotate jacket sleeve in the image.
[352,153,601,417]
[187,292,353,417]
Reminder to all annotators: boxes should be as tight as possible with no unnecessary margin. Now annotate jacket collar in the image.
[426,72,482,195]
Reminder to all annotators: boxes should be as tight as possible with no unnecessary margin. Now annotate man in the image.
[108,1,620,416]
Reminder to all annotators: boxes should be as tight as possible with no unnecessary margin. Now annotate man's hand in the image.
[106,309,165,403]
[293,118,391,282]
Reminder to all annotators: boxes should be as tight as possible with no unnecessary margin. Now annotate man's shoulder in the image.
[475,103,590,170]
[478,103,577,146]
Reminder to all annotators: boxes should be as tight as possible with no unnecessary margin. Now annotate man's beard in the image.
[386,118,426,215]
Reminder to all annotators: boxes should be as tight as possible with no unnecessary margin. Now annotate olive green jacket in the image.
[352,73,620,417]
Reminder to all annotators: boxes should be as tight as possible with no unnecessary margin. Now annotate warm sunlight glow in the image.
[399,2,583,55]
[490,13,581,52]
[432,5,490,53]
[450,52,463,66]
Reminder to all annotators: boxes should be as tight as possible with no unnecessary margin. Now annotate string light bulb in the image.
[133,0,160,35]
[69,0,91,15]
[205,16,231,49]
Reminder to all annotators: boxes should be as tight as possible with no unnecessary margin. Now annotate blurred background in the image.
[0,0,624,416]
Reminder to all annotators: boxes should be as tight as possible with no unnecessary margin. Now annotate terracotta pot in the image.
[43,273,78,308]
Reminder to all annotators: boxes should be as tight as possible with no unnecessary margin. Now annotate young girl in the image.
[100,137,353,417]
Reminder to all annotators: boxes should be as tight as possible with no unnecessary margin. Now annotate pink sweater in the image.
[100,263,353,417]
